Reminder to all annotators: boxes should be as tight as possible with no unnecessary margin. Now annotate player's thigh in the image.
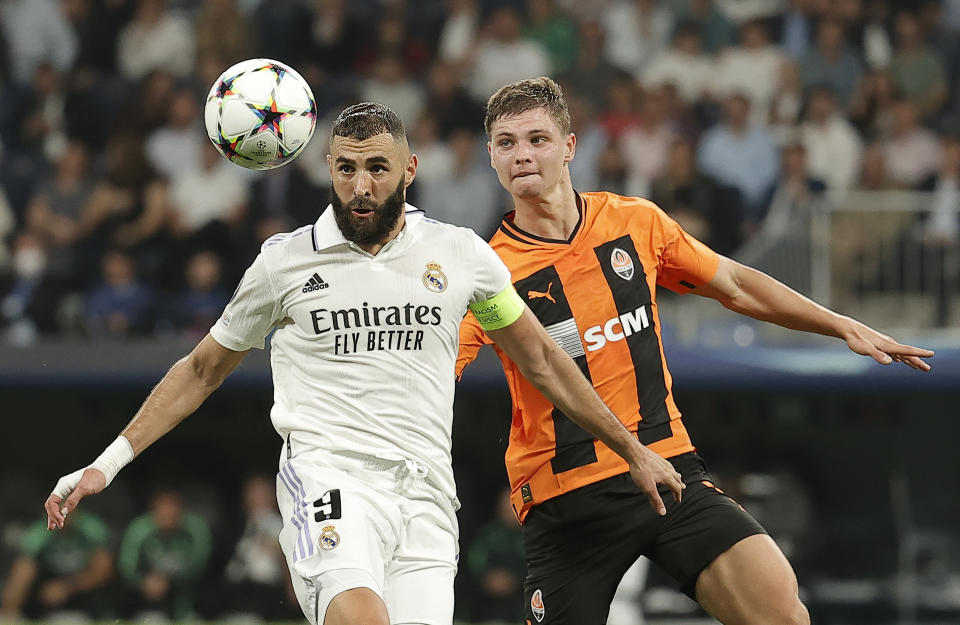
[276,461,401,624]
[695,534,809,625]
[383,495,459,625]
[647,480,766,598]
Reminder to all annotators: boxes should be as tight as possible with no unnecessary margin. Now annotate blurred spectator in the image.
[424,61,484,137]
[118,489,212,621]
[597,76,642,142]
[800,19,864,110]
[85,248,154,337]
[849,67,898,141]
[642,22,714,106]
[168,250,229,337]
[889,10,947,119]
[923,136,960,246]
[251,0,309,64]
[697,93,779,226]
[437,0,480,66]
[759,141,827,240]
[601,0,674,77]
[360,55,427,128]
[0,0,77,86]
[195,0,255,66]
[1,233,49,345]
[567,93,611,192]
[714,0,784,24]
[596,142,630,195]
[524,0,579,74]
[0,511,113,621]
[467,6,551,103]
[217,475,290,620]
[419,129,500,239]
[858,143,895,190]
[799,86,863,195]
[675,0,735,54]
[776,0,814,60]
[619,86,678,197]
[881,99,942,188]
[355,11,431,76]
[0,63,69,163]
[65,0,135,77]
[302,0,360,78]
[651,138,743,255]
[167,142,250,251]
[558,20,628,111]
[859,0,894,70]
[409,114,455,187]
[768,59,803,143]
[466,489,524,623]
[117,0,196,82]
[145,88,204,181]
[712,19,786,126]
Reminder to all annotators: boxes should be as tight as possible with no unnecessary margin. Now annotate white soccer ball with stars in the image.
[204,58,317,170]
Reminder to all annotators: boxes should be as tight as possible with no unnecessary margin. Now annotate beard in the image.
[330,178,406,247]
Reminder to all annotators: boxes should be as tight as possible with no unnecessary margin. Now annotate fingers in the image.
[45,495,64,530]
[667,469,685,504]
[643,482,668,517]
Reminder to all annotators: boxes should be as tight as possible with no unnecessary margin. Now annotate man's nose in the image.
[353,172,372,197]
[515,142,534,163]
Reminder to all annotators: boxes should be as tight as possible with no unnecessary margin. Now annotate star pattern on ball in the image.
[215,72,241,98]
[260,62,288,82]
[214,124,244,160]
[245,88,294,140]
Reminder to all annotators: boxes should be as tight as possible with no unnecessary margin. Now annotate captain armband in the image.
[468,286,525,331]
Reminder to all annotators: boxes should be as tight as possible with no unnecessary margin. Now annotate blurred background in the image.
[0,0,959,623]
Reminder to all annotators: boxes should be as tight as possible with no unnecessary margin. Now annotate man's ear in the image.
[405,153,418,188]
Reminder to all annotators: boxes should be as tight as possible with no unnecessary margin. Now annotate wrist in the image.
[88,436,134,488]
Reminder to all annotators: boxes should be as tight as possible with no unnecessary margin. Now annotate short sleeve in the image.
[469,232,513,305]
[210,253,283,351]
[653,206,720,293]
[456,312,493,380]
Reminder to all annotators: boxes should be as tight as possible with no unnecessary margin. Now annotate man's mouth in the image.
[514,171,537,179]
[351,207,375,217]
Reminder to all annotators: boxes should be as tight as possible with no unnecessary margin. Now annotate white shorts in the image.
[276,449,459,625]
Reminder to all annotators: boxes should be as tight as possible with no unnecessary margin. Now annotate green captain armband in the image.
[469,286,525,331]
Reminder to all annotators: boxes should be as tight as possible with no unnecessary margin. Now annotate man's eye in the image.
[338,165,353,174]
[499,140,513,147]
[371,165,386,173]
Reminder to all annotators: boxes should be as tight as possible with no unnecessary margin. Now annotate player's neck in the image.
[511,177,578,241]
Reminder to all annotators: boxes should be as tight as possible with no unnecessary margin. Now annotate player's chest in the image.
[278,254,468,353]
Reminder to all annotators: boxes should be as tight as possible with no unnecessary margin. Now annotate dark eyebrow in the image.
[334,155,390,166]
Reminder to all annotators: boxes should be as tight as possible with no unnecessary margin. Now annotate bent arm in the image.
[59,548,113,594]
[46,335,248,528]
[0,557,37,617]
[695,256,933,369]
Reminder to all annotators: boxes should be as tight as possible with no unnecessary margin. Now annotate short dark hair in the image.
[485,76,571,136]
[331,102,407,142]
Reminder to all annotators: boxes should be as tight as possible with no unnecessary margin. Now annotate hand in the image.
[38,580,72,607]
[628,444,685,516]
[45,468,107,530]
[842,318,934,371]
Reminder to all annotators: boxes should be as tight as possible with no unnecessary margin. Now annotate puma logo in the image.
[527,282,556,304]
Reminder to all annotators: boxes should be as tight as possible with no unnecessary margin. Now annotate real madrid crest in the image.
[422,262,448,293]
[318,525,340,551]
[610,248,634,281]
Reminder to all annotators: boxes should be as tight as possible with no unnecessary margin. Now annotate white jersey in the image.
[210,205,512,505]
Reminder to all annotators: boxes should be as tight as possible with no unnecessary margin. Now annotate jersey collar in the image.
[498,191,585,246]
[312,203,424,252]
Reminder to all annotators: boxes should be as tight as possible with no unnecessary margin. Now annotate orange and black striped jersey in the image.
[456,191,719,523]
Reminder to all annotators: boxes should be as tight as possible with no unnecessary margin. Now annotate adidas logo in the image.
[302,273,330,293]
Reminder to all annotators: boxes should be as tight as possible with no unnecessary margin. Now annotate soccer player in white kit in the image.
[43,103,684,625]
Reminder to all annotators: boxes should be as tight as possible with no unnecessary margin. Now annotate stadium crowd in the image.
[0,0,959,621]
[1,0,959,345]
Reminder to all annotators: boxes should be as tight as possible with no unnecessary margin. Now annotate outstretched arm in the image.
[694,256,934,370]
[45,335,248,528]
[487,308,684,515]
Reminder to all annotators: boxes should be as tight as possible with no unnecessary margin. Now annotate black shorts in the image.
[521,452,766,624]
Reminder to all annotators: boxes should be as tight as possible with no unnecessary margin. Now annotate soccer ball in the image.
[204,58,317,170]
